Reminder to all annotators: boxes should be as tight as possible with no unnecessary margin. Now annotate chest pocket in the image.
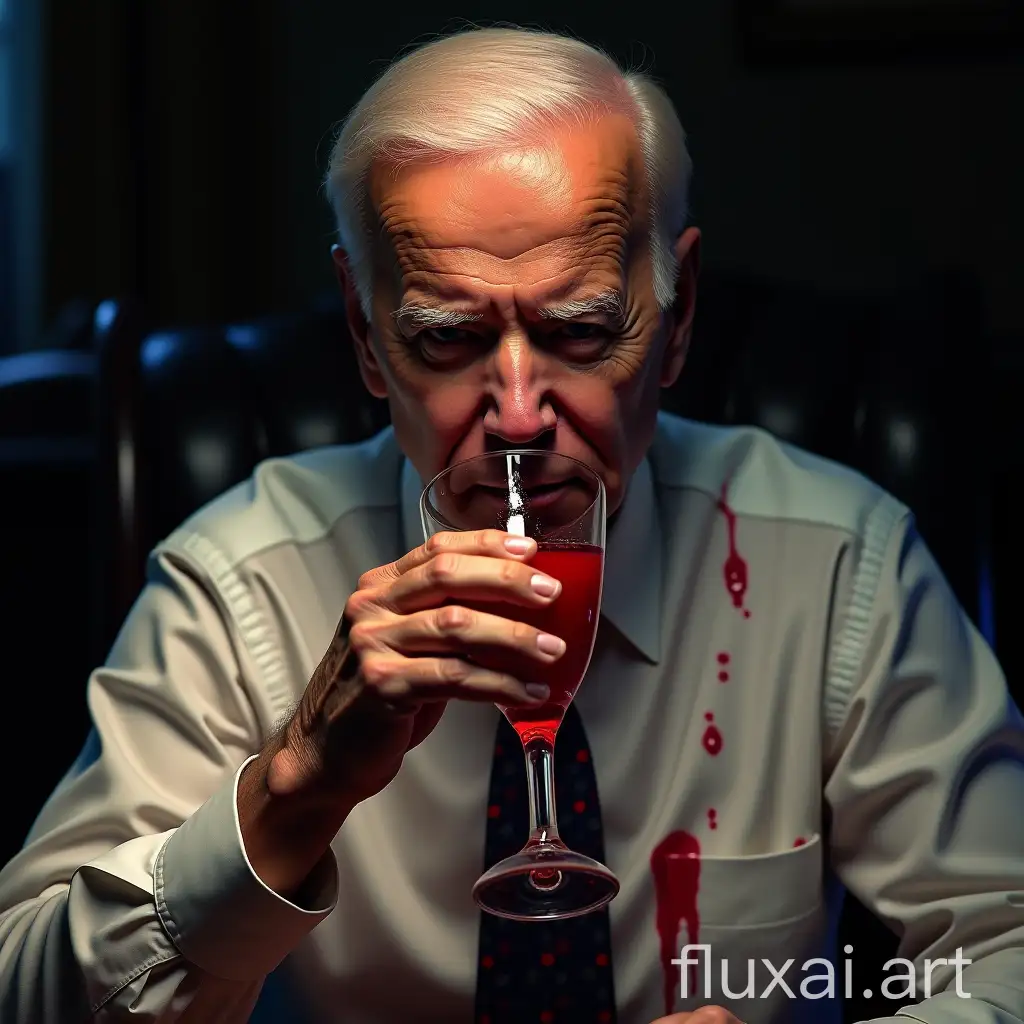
[664,834,830,1024]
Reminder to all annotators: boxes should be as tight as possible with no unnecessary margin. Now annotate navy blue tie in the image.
[474,703,617,1024]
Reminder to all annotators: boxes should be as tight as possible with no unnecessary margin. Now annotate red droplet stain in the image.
[481,954,494,968]
[598,1013,612,1023]
[717,652,730,665]
[487,804,501,819]
[702,722,723,756]
[651,831,701,1015]
[704,710,714,721]
[540,952,555,966]
[540,1013,554,1024]
[743,609,751,618]
[718,670,729,682]
[717,482,750,615]
[707,807,717,829]
[793,836,807,847]
[576,749,589,763]
[573,799,586,814]
[595,952,609,966]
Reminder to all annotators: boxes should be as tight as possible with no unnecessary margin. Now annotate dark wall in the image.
[278,5,1021,335]
[44,1,285,331]
[41,3,1022,337]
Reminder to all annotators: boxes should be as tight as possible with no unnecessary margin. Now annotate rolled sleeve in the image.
[155,755,338,983]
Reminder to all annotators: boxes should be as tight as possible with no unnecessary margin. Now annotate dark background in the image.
[1,3,1021,1022]
[34,2,1023,344]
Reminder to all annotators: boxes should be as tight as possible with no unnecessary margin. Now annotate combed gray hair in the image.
[324,26,692,316]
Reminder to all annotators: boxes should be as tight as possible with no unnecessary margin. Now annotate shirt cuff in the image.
[154,754,339,982]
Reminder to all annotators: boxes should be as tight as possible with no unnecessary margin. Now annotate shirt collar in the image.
[400,454,662,664]
[600,456,662,663]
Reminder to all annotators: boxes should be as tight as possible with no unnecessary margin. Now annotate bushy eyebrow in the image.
[392,289,624,331]
[536,290,624,322]
[392,304,484,330]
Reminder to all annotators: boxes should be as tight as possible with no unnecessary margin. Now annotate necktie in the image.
[474,702,617,1023]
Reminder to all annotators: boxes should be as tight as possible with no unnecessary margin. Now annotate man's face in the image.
[335,113,699,515]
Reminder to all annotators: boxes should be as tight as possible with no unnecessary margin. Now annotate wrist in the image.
[237,748,354,900]
[266,728,366,812]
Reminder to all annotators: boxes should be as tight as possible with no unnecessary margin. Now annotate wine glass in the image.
[420,450,619,921]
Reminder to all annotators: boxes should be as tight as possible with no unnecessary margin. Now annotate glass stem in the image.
[524,737,560,845]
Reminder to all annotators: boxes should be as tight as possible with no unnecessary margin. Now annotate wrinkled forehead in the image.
[368,114,648,270]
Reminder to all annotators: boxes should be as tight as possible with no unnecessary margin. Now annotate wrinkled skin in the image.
[334,112,701,516]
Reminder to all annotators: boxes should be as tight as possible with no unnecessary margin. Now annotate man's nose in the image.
[482,333,556,444]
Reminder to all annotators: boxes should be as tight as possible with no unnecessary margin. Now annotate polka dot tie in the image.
[474,702,617,1023]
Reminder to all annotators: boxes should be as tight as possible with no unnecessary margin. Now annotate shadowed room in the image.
[0,4,1021,1023]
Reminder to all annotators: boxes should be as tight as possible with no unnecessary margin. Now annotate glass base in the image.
[472,839,619,921]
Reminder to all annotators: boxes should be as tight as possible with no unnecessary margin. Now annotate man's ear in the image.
[332,244,388,399]
[660,226,701,389]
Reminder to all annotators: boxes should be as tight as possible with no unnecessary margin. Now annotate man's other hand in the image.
[651,1007,744,1024]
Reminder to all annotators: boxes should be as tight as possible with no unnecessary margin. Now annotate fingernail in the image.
[536,633,566,656]
[504,536,533,555]
[531,574,560,597]
[524,683,550,700]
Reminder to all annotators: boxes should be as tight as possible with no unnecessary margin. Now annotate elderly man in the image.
[1,25,1022,1024]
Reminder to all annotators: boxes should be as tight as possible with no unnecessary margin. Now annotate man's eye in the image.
[422,327,475,345]
[560,322,602,341]
[415,327,481,366]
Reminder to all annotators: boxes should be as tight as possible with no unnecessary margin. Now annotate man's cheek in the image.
[422,391,481,431]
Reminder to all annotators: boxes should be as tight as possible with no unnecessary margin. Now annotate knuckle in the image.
[510,619,535,644]
[424,532,450,555]
[346,620,375,651]
[499,558,522,584]
[430,552,459,582]
[356,567,381,591]
[359,655,391,689]
[439,658,470,684]
[478,529,503,551]
[499,672,522,692]
[346,588,375,619]
[435,604,471,635]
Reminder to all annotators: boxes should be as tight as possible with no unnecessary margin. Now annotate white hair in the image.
[324,26,692,315]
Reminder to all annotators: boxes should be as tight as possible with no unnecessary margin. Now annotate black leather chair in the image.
[0,345,98,864]
[91,269,994,1024]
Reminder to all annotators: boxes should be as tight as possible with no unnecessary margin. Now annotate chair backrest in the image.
[0,347,98,864]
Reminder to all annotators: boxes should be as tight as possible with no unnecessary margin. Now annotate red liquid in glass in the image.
[485,543,603,745]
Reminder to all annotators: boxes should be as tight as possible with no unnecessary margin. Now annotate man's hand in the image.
[238,528,565,895]
[271,528,564,803]
[650,1008,744,1024]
